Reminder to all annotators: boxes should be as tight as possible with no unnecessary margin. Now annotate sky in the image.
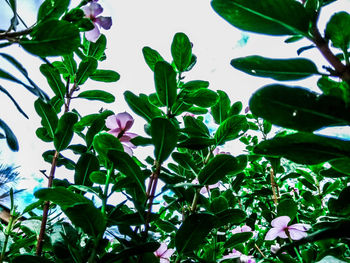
[0,0,349,209]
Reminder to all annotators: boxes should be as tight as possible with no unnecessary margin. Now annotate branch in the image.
[0,26,34,40]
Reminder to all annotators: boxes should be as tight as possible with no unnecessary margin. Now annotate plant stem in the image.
[0,26,34,40]
[270,166,278,205]
[0,199,16,262]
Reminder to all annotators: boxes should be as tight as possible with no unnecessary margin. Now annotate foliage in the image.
[0,0,349,262]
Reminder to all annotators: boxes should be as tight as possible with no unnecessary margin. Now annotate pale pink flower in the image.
[82,2,112,42]
[271,243,280,254]
[105,112,138,156]
[231,225,252,235]
[154,243,175,263]
[265,216,311,241]
[221,249,255,263]
[213,147,230,156]
[191,178,220,194]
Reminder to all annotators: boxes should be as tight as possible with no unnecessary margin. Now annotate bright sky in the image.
[0,0,349,208]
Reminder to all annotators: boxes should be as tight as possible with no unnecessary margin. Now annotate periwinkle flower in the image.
[220,249,255,263]
[154,243,175,263]
[82,2,112,42]
[265,215,311,241]
[105,112,138,156]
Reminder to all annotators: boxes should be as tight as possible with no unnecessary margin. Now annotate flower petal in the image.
[95,16,112,30]
[155,243,167,257]
[289,223,311,231]
[265,227,285,240]
[116,112,134,131]
[82,2,103,18]
[271,216,290,228]
[122,144,133,156]
[106,115,119,130]
[85,24,101,43]
[161,248,175,258]
[288,229,308,240]
[107,129,122,138]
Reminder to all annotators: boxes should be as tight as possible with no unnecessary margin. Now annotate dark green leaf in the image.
[183,115,210,137]
[211,0,311,36]
[328,186,350,216]
[36,127,53,142]
[0,118,18,151]
[215,209,246,227]
[329,157,350,175]
[40,64,66,99]
[325,12,350,50]
[124,91,163,122]
[175,213,216,254]
[277,198,297,221]
[108,150,146,195]
[77,90,115,103]
[151,118,178,163]
[76,58,98,85]
[42,151,75,170]
[171,32,192,72]
[178,137,216,150]
[224,232,253,249]
[249,85,350,132]
[63,53,77,77]
[74,153,100,186]
[38,0,70,21]
[12,255,53,263]
[93,132,124,160]
[89,69,120,82]
[34,99,58,138]
[229,101,243,116]
[211,90,230,124]
[254,132,350,164]
[86,118,105,148]
[215,115,248,145]
[181,80,209,91]
[142,46,164,71]
[21,20,80,57]
[198,155,239,185]
[74,110,113,131]
[183,89,218,108]
[87,34,106,60]
[89,171,107,184]
[54,112,78,152]
[154,61,177,108]
[0,85,28,118]
[231,56,319,80]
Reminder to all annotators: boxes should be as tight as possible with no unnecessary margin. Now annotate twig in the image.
[270,166,278,205]
[0,26,34,40]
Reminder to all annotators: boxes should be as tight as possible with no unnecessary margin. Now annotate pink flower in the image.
[106,112,138,156]
[221,249,255,263]
[231,225,252,235]
[213,147,230,156]
[82,2,112,42]
[191,178,220,194]
[271,243,280,254]
[154,243,175,263]
[265,216,311,241]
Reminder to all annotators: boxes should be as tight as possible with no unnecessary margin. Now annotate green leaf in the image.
[249,85,350,132]
[183,115,210,137]
[325,12,350,50]
[142,46,164,71]
[38,0,70,21]
[211,0,311,36]
[277,198,297,221]
[76,58,98,85]
[215,115,248,145]
[198,155,239,185]
[74,153,100,186]
[254,132,350,164]
[183,89,218,108]
[21,20,80,57]
[154,61,177,108]
[231,56,319,81]
[211,90,230,124]
[93,132,124,160]
[74,110,113,131]
[36,127,53,142]
[151,118,178,163]
[34,99,58,138]
[328,186,350,216]
[329,157,350,175]
[171,32,192,72]
[77,90,115,103]
[89,171,107,184]
[54,112,78,152]
[181,80,209,91]
[107,150,146,195]
[12,255,54,263]
[40,64,66,99]
[124,91,163,122]
[0,119,18,151]
[63,53,77,77]
[87,34,106,60]
[175,213,216,254]
[0,85,28,119]
[215,209,246,227]
[90,69,120,82]
[178,137,216,150]
[224,232,253,249]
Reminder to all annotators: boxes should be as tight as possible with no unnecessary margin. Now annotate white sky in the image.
[0,0,349,208]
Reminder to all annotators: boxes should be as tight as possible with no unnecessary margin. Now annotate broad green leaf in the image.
[40,64,66,99]
[74,153,100,186]
[37,0,70,21]
[211,0,311,36]
[90,69,120,82]
[107,150,146,195]
[249,85,350,132]
[93,132,124,160]
[87,34,106,60]
[183,89,219,108]
[211,90,230,124]
[224,232,253,249]
[210,196,228,213]
[77,90,115,103]
[34,99,58,138]
[42,150,75,170]
[54,112,78,152]
[124,91,163,122]
[325,12,350,50]
[154,61,177,108]
[215,115,248,145]
[215,209,246,227]
[329,157,350,175]
[21,20,80,57]
[171,32,192,72]
[328,186,350,216]
[142,46,164,71]
[36,127,53,142]
[0,119,18,151]
[151,118,178,163]
[86,118,105,148]
[76,58,98,85]
[231,56,319,81]
[181,80,209,91]
[178,137,216,150]
[12,255,53,263]
[229,101,243,116]
[175,213,216,254]
[277,198,297,221]
[74,110,113,131]
[63,53,77,77]
[317,77,350,105]
[89,171,107,184]
[198,155,239,185]
[183,115,210,137]
[254,132,350,164]
[0,85,28,118]
[172,152,199,173]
